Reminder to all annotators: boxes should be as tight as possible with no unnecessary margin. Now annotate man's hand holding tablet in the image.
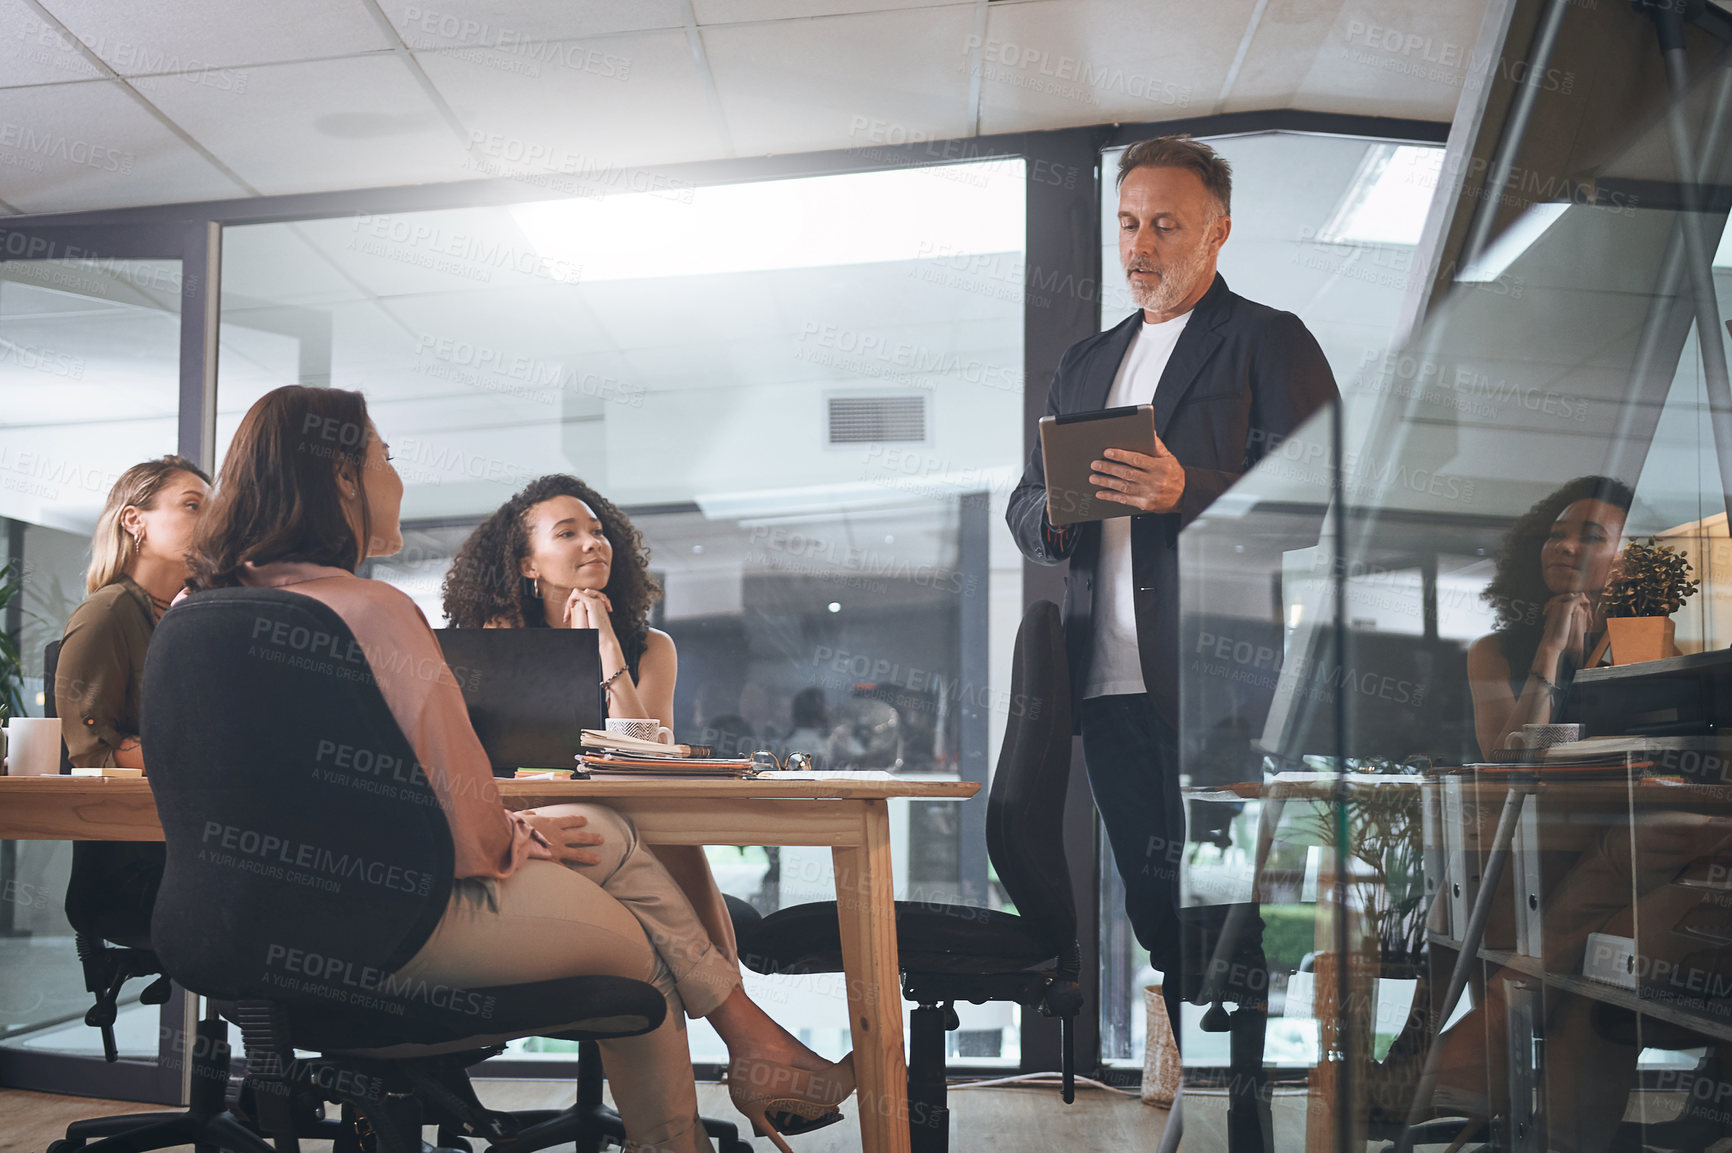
[1039,404,1185,525]
[1090,434,1186,513]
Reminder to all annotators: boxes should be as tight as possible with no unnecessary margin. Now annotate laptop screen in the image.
[433,627,603,773]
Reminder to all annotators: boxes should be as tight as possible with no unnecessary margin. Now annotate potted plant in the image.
[1595,538,1700,665]
[1288,775,1433,1125]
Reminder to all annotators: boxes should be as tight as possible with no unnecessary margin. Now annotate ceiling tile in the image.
[132,56,474,195]
[1281,0,1490,121]
[693,0,970,24]
[0,80,245,211]
[976,0,1258,132]
[0,0,102,87]
[221,221,369,307]
[40,0,394,71]
[419,29,726,174]
[289,207,583,300]
[1216,0,1344,114]
[0,0,1484,214]
[575,270,784,352]
[702,7,974,156]
[379,286,619,366]
[381,0,686,47]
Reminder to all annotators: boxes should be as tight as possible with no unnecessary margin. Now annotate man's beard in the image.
[1125,242,1211,314]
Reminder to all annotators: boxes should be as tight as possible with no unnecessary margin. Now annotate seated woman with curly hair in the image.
[443,474,673,723]
[1466,474,1633,759]
[442,475,850,1148]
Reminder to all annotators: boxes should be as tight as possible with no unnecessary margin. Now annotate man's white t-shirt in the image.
[1083,310,1193,699]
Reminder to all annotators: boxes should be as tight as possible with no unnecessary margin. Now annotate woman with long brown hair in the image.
[442,475,852,1145]
[184,387,848,1152]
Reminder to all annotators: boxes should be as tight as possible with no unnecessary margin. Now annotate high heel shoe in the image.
[725,1052,855,1153]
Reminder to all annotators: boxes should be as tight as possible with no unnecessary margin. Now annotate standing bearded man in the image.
[1007,136,1338,1046]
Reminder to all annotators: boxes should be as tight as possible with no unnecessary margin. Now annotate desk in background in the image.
[1195,764,1732,1153]
[0,772,980,1153]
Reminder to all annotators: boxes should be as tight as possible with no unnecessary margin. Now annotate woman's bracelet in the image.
[601,666,628,692]
[1528,669,1559,693]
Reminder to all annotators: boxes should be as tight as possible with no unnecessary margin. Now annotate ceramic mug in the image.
[606,717,674,745]
[4,717,62,776]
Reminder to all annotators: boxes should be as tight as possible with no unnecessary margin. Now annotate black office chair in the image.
[139,587,678,1153]
[741,599,1084,1153]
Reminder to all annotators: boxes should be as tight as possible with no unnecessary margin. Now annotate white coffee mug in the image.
[5,717,63,776]
[606,717,674,745]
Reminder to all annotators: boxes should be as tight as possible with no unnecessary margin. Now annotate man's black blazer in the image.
[1006,273,1339,729]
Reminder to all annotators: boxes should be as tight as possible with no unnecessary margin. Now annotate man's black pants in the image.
[1079,692,1187,1041]
[1081,693,1273,1151]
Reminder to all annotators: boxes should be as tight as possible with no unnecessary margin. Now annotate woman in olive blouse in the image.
[56,455,209,769]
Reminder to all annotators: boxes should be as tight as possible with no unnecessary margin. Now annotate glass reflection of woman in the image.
[1466,475,1633,758]
[57,455,210,769]
[442,475,851,1148]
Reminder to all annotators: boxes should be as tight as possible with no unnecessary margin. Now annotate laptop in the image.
[434,627,604,774]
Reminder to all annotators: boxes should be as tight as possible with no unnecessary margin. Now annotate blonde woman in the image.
[56,455,209,769]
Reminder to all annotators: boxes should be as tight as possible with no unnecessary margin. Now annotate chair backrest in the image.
[984,600,1076,952]
[142,587,455,1001]
[43,639,57,717]
[41,640,73,772]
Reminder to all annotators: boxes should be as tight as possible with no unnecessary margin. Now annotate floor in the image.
[0,1078,1174,1152]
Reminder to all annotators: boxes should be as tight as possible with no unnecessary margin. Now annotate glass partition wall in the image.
[0,115,1468,1103]
[0,255,189,1099]
[1171,5,1732,1151]
[1097,131,1443,1072]
[217,159,1029,1066]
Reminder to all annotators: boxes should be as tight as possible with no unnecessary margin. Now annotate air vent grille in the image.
[827,395,926,444]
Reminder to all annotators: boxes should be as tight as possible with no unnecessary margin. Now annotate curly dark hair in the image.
[441,475,662,669]
[1481,475,1634,668]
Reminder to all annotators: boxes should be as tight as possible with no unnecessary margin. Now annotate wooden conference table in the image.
[0,771,980,1153]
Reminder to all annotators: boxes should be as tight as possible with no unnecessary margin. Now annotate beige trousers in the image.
[394,804,743,1153]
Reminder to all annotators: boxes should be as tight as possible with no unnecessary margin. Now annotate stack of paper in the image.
[578,730,755,777]
[578,754,757,777]
[580,729,714,758]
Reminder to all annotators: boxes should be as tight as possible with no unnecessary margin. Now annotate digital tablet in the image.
[1038,404,1158,526]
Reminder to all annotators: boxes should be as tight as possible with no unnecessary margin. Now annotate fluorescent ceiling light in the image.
[1316,144,1443,246]
[509,161,1025,283]
[1457,202,1568,282]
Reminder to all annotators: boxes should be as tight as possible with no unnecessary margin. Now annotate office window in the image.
[217,158,1028,1065]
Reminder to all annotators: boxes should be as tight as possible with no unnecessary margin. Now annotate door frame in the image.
[0,218,214,1104]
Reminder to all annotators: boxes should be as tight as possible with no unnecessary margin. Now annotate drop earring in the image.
[533,577,541,598]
